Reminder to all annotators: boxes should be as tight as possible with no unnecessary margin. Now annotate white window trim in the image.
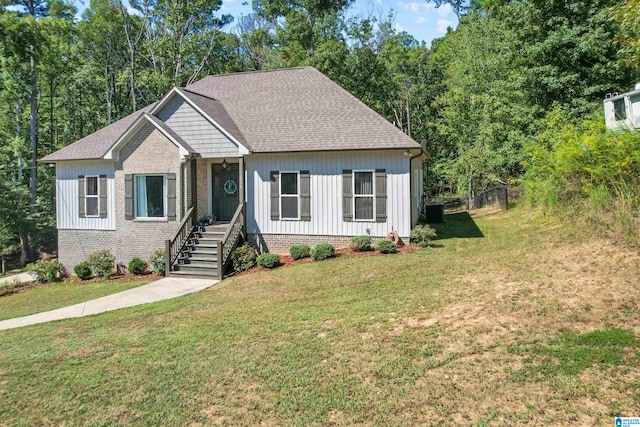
[134,174,168,220]
[85,175,100,218]
[280,170,300,221]
[353,169,375,222]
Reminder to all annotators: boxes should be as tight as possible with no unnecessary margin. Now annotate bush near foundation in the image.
[88,250,116,280]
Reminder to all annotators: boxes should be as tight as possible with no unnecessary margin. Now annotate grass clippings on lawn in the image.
[0,207,639,426]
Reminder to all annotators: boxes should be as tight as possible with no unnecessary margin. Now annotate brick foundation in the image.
[246,233,409,254]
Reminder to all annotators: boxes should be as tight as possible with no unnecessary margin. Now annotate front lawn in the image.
[0,278,152,321]
[0,207,638,425]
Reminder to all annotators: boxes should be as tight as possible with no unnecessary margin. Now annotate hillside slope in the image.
[1,208,639,426]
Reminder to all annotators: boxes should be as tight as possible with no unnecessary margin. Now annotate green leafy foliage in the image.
[257,253,280,269]
[0,277,21,296]
[231,244,257,272]
[311,243,334,261]
[350,235,372,252]
[410,225,437,247]
[375,239,397,254]
[88,250,116,280]
[521,108,640,242]
[26,259,65,283]
[128,258,148,275]
[148,249,166,275]
[289,244,310,260]
[74,261,93,280]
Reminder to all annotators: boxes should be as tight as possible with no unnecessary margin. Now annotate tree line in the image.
[0,0,637,263]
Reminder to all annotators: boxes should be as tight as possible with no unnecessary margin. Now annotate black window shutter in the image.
[124,174,133,220]
[167,173,176,221]
[342,170,353,222]
[270,171,280,220]
[78,175,86,218]
[99,175,108,218]
[300,170,311,221]
[375,169,387,222]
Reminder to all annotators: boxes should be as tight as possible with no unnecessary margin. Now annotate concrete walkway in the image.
[0,272,34,286]
[0,277,217,331]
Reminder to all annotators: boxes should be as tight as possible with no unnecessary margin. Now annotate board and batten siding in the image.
[155,95,240,158]
[56,160,116,230]
[245,151,412,238]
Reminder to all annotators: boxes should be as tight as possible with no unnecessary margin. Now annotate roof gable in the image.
[104,113,196,160]
[151,87,249,155]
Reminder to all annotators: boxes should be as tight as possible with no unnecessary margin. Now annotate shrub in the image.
[0,277,20,296]
[231,243,256,272]
[376,239,398,254]
[290,244,311,260]
[128,257,148,275]
[149,249,166,275]
[88,250,116,280]
[351,235,372,252]
[26,259,66,283]
[410,225,437,247]
[311,243,334,261]
[74,261,93,280]
[257,253,280,269]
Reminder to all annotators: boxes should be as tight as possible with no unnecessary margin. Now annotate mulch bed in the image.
[232,244,420,276]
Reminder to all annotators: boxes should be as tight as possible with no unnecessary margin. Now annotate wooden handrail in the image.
[165,206,196,275]
[216,204,245,279]
[222,204,244,243]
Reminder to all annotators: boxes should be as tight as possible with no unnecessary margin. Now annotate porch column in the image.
[238,157,246,234]
[191,157,198,214]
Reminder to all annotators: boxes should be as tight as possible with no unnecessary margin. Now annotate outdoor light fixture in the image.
[222,158,228,169]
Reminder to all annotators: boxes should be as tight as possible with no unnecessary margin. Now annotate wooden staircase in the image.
[165,204,245,280]
[170,224,228,278]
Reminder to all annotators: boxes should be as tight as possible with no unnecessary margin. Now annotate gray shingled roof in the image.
[179,88,248,147]
[42,67,419,161]
[41,105,155,162]
[186,67,420,153]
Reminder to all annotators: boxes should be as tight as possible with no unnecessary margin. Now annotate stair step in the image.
[180,261,217,268]
[170,269,218,278]
[187,251,218,262]
[202,231,226,236]
[190,247,218,255]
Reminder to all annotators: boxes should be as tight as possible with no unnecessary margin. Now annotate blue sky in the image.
[73,0,457,46]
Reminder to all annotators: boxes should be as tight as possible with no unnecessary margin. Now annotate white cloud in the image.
[436,3,452,17]
[398,1,424,13]
[415,16,427,24]
[436,19,453,34]
[395,22,406,33]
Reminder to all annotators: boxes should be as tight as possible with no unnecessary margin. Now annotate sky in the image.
[73,0,458,47]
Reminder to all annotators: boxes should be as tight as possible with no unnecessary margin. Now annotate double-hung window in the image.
[85,176,100,217]
[280,171,300,220]
[135,175,167,218]
[353,170,374,221]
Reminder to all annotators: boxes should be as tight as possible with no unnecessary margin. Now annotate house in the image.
[41,67,425,278]
[604,83,640,130]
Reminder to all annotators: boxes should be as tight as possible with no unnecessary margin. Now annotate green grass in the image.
[0,279,151,321]
[508,328,640,380]
[0,207,639,426]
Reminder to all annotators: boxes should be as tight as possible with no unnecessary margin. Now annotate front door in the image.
[212,163,240,222]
